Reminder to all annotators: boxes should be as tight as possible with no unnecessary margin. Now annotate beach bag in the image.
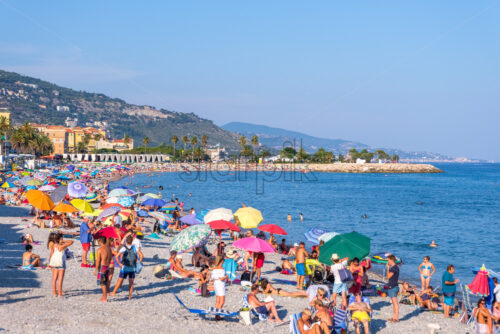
[339,268,353,283]
[135,261,143,274]
[49,248,63,268]
[312,266,325,284]
[201,283,210,297]
[122,245,138,268]
[241,270,251,283]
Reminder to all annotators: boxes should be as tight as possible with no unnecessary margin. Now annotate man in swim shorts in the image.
[95,236,112,302]
[348,293,372,334]
[296,242,308,290]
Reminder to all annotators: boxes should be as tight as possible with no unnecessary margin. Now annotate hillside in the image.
[222,122,455,162]
[0,70,239,149]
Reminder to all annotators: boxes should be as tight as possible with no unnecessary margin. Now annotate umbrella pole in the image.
[91,237,96,266]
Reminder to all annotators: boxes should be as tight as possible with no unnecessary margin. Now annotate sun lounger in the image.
[174,294,238,317]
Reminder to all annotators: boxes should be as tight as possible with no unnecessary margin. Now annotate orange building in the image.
[33,124,67,155]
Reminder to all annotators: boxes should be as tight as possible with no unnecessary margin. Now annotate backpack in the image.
[338,268,353,283]
[241,270,251,282]
[122,245,138,267]
[312,265,325,284]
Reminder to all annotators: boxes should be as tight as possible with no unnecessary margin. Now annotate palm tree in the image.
[238,136,246,162]
[143,136,150,154]
[190,136,198,162]
[0,116,11,157]
[182,135,189,161]
[201,134,208,149]
[251,135,259,160]
[171,135,178,161]
[82,133,91,153]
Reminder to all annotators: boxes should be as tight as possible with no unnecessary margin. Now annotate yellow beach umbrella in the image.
[26,189,54,211]
[144,193,160,199]
[52,203,78,213]
[234,207,263,229]
[83,209,102,217]
[70,199,94,213]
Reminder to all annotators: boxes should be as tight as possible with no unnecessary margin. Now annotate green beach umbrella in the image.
[170,224,212,253]
[318,231,370,265]
[26,179,43,186]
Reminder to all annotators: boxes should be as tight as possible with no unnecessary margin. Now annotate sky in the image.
[1,1,499,161]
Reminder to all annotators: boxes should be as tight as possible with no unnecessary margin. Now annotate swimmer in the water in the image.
[159,186,163,190]
[362,214,367,219]
[299,213,303,222]
[418,201,422,205]
[189,193,192,197]
[429,240,438,248]
[287,214,292,222]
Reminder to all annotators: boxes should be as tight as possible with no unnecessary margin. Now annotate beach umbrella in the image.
[108,188,129,197]
[466,265,490,296]
[318,232,339,243]
[318,231,371,265]
[149,211,169,221]
[34,172,46,180]
[208,220,241,232]
[234,207,263,229]
[94,226,119,239]
[304,227,327,244]
[50,185,67,203]
[142,198,166,207]
[106,196,119,204]
[70,199,94,213]
[170,224,212,253]
[53,203,78,213]
[68,181,87,198]
[137,210,150,217]
[180,214,203,225]
[96,206,121,221]
[83,209,102,217]
[26,189,54,211]
[85,192,98,201]
[196,209,209,221]
[26,179,43,186]
[232,237,275,253]
[39,185,56,192]
[118,196,135,207]
[203,208,233,223]
[258,224,287,235]
[1,182,15,188]
[100,203,124,210]
[371,252,403,264]
[144,193,160,199]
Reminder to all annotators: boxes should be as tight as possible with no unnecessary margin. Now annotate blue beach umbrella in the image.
[304,227,328,244]
[118,196,135,207]
[180,214,203,225]
[142,198,166,207]
[108,188,129,198]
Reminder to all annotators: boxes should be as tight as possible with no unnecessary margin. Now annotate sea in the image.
[111,163,500,286]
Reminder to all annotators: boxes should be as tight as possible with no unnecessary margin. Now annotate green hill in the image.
[0,69,239,149]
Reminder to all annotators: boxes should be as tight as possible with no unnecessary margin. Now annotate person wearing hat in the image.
[330,253,349,308]
[223,250,239,281]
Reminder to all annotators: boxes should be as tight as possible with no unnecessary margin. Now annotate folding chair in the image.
[242,294,268,322]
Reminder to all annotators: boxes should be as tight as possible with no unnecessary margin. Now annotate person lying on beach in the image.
[260,278,308,297]
[95,236,112,302]
[401,282,418,305]
[173,255,202,279]
[348,293,372,334]
[247,284,282,322]
[312,299,334,334]
[21,233,34,245]
[297,308,321,334]
[22,245,40,269]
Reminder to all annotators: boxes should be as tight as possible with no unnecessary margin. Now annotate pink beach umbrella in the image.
[466,264,490,296]
[232,237,275,253]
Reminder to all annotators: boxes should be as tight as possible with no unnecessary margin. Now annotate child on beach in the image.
[94,236,112,302]
[418,256,436,290]
[48,234,73,297]
[22,245,40,269]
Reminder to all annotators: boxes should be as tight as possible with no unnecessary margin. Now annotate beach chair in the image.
[334,307,348,333]
[347,295,372,333]
[174,294,238,318]
[289,313,301,334]
[242,294,268,322]
[459,283,475,325]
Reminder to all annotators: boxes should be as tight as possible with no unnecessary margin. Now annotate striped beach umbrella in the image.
[304,227,327,244]
[68,181,87,198]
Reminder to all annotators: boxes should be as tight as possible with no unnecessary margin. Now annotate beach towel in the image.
[174,294,238,317]
[222,258,237,281]
[188,286,215,296]
[146,232,162,239]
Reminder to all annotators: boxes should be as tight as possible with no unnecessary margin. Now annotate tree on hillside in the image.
[0,116,11,157]
[238,136,246,162]
[124,134,131,145]
[182,135,189,161]
[312,148,334,163]
[171,135,178,161]
[348,148,359,162]
[296,148,310,162]
[190,136,198,162]
[375,149,391,161]
[280,147,297,160]
[251,135,259,159]
[358,149,374,162]
[201,134,208,149]
[143,136,150,154]
[9,122,53,156]
[338,154,345,163]
[392,154,400,162]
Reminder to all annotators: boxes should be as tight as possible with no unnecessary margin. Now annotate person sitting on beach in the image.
[94,236,112,302]
[297,308,321,334]
[52,213,63,228]
[348,293,372,334]
[279,238,288,254]
[308,287,331,307]
[198,265,212,296]
[401,282,418,305]
[268,235,277,250]
[21,233,34,245]
[416,286,440,310]
[192,247,212,267]
[260,278,307,297]
[62,213,75,228]
[281,259,295,274]
[33,212,45,228]
[247,284,282,322]
[474,298,500,334]
[0,195,6,205]
[288,243,298,256]
[174,254,201,279]
[312,299,334,334]
[22,244,40,269]
[418,256,436,290]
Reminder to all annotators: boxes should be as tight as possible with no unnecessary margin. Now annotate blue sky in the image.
[1,1,499,160]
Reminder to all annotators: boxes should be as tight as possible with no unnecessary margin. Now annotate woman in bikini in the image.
[418,256,436,290]
[260,278,307,298]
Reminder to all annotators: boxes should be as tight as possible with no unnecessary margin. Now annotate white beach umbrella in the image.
[203,208,233,223]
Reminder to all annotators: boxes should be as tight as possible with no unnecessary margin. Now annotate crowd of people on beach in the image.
[2,162,500,334]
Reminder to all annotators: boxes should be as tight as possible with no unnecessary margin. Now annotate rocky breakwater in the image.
[297,163,443,173]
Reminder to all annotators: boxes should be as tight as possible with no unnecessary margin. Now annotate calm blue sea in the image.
[112,163,500,285]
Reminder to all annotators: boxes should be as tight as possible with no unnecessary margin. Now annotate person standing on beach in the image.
[386,255,399,322]
[79,218,94,268]
[442,264,459,318]
[94,236,112,302]
[211,257,227,320]
[49,234,73,297]
[110,235,143,300]
[330,254,349,308]
[418,256,436,290]
[296,242,308,290]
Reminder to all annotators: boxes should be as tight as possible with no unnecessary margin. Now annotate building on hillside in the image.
[33,124,67,155]
[65,127,106,153]
[95,138,134,152]
[205,145,226,162]
[0,108,10,124]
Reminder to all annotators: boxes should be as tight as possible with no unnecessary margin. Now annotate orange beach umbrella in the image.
[26,189,54,211]
[52,203,78,213]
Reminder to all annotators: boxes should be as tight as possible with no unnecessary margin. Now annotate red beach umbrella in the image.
[258,224,287,235]
[466,265,490,296]
[208,220,241,232]
[94,226,119,239]
[101,203,125,210]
